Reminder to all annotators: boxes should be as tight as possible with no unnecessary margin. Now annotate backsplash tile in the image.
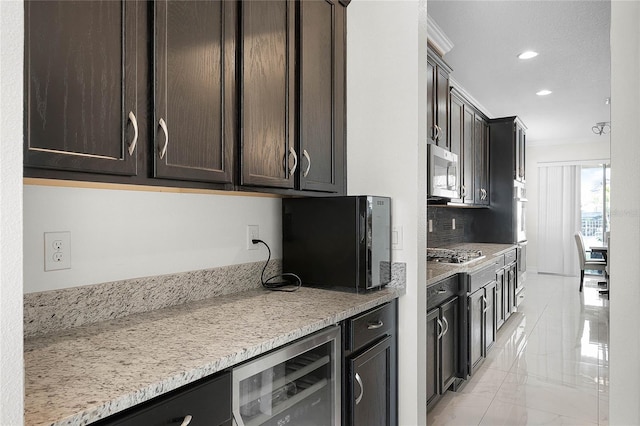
[25,260,408,337]
[427,206,476,247]
[24,260,280,337]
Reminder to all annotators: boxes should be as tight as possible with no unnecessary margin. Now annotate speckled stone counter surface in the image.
[427,243,517,286]
[24,285,404,426]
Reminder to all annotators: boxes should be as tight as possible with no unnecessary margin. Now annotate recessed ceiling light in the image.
[518,51,538,60]
[536,89,552,96]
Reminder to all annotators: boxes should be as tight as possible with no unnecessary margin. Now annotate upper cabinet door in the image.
[240,0,296,189]
[154,0,235,184]
[436,66,450,149]
[298,0,346,193]
[25,1,138,175]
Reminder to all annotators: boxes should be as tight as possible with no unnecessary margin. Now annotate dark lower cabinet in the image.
[468,288,484,375]
[496,267,506,330]
[153,0,235,184]
[427,296,460,411]
[484,281,496,354]
[24,0,138,176]
[348,336,392,426]
[343,301,397,426]
[95,372,231,426]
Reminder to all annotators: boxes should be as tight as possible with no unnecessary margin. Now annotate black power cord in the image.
[252,239,302,292]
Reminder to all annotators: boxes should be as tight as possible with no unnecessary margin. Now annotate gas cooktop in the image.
[427,247,485,265]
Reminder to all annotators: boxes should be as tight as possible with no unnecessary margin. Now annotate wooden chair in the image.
[574,232,607,292]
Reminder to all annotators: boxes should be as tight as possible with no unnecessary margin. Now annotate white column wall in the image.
[0,0,25,423]
[609,1,640,423]
[347,1,427,424]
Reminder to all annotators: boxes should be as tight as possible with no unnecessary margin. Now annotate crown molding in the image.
[449,76,494,119]
[427,15,454,57]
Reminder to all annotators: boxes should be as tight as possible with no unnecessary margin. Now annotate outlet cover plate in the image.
[44,232,71,271]
[247,225,259,250]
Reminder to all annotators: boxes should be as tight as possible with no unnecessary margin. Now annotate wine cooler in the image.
[232,326,341,426]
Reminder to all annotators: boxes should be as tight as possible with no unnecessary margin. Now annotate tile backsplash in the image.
[427,206,476,247]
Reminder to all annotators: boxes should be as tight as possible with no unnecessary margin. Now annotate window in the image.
[580,164,610,249]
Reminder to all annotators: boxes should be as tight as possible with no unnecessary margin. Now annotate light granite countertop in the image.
[427,243,518,286]
[24,286,403,426]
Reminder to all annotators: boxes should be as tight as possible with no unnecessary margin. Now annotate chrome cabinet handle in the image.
[367,320,384,330]
[437,289,447,294]
[483,296,488,313]
[461,185,466,198]
[355,372,364,405]
[303,149,311,177]
[158,118,168,160]
[127,111,138,156]
[179,415,193,426]
[288,146,298,176]
[433,125,440,141]
[436,318,444,340]
[442,316,450,336]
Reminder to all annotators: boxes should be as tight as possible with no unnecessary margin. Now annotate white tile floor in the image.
[428,273,609,426]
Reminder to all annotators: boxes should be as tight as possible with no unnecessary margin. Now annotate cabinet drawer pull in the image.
[303,149,311,177]
[127,111,138,156]
[355,372,364,405]
[437,289,447,294]
[159,118,169,160]
[367,320,384,330]
[288,146,298,176]
[173,415,192,426]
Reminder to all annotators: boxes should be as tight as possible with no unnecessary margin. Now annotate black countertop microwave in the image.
[282,196,391,292]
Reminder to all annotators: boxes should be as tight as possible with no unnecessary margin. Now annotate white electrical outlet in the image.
[452,218,456,230]
[247,225,259,250]
[428,219,433,233]
[44,232,71,271]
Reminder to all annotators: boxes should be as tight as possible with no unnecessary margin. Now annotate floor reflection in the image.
[427,273,610,426]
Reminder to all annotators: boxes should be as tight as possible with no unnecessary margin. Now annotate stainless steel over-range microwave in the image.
[427,144,459,199]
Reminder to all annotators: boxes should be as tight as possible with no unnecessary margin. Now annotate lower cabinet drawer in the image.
[96,372,231,426]
[345,302,395,353]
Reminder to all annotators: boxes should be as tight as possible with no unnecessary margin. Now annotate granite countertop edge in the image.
[427,243,518,286]
[24,286,404,426]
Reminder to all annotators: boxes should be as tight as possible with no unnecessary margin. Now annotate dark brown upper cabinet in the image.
[24,0,138,176]
[153,0,235,184]
[298,0,346,193]
[240,0,346,194]
[239,0,296,190]
[427,50,451,149]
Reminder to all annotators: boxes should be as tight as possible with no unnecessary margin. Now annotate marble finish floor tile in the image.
[428,273,609,425]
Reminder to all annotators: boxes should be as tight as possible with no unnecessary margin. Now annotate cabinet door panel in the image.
[468,289,484,374]
[25,0,137,175]
[449,93,464,203]
[436,67,449,149]
[240,0,295,188]
[299,0,345,193]
[427,59,436,143]
[426,308,440,408]
[349,336,392,426]
[440,298,458,392]
[154,0,235,183]
[462,107,475,204]
[484,282,496,353]
[496,269,505,330]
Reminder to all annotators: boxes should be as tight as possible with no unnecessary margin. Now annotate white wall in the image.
[609,1,640,424]
[23,185,282,293]
[0,1,24,423]
[347,1,427,424]
[526,140,610,272]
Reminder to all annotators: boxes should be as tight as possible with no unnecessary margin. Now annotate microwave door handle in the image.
[359,212,366,244]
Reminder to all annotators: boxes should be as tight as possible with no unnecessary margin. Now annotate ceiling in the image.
[428,0,611,145]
